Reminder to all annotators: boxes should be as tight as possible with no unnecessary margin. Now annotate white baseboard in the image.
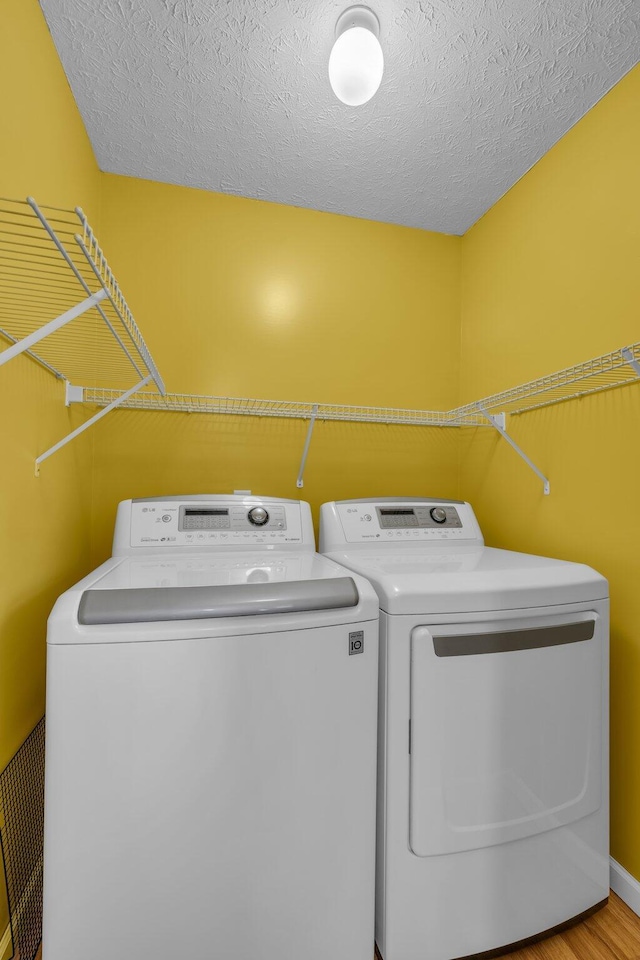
[611,857,640,916]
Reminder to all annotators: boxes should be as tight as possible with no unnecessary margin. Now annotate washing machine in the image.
[43,495,379,960]
[320,497,609,960]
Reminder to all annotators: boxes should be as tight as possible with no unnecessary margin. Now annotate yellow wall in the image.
[90,175,461,559]
[459,64,640,876]
[0,0,101,775]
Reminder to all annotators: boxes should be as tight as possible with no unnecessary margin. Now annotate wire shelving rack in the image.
[0,196,165,471]
[1,197,638,489]
[81,389,456,426]
[450,341,640,422]
[84,340,640,493]
[447,341,640,493]
[85,342,640,427]
[0,198,163,390]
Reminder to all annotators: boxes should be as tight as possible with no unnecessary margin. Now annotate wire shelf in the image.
[82,388,457,426]
[2,193,637,480]
[0,197,164,393]
[84,338,640,429]
[450,341,640,422]
[38,362,640,428]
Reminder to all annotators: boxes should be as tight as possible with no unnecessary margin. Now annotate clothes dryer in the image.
[43,496,379,960]
[320,498,609,960]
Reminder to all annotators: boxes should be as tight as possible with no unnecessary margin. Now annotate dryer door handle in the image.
[431,620,595,657]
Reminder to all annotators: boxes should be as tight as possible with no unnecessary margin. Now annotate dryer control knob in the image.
[430,507,447,524]
[248,506,269,526]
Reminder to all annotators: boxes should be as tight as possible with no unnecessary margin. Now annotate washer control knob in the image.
[248,506,269,526]
[430,507,447,524]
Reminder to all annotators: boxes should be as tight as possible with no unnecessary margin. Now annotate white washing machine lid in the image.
[324,545,608,615]
[48,552,378,643]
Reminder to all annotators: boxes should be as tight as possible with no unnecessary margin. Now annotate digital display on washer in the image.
[181,507,230,530]
[378,508,419,528]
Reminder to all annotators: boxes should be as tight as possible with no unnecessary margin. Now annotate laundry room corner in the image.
[3,0,640,956]
[458,63,640,885]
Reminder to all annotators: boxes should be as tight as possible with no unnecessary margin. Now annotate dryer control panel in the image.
[112,496,314,555]
[319,499,484,551]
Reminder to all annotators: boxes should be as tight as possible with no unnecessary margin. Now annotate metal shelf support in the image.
[478,405,550,496]
[296,404,319,488]
[0,290,107,369]
[622,347,640,377]
[35,375,152,476]
[26,197,148,385]
[0,197,165,395]
[65,382,85,406]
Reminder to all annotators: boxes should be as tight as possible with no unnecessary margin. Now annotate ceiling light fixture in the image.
[328,6,384,107]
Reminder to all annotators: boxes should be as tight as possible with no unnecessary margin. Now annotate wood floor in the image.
[31,892,640,960]
[485,894,640,960]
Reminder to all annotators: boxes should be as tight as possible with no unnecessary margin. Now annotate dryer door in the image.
[409,610,604,857]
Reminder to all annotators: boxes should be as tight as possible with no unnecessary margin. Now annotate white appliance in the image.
[320,497,609,960]
[43,496,379,960]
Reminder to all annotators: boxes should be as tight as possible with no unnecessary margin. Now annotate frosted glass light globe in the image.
[329,25,384,106]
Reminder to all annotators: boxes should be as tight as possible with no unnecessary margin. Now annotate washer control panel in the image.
[321,500,484,547]
[179,504,285,532]
[113,497,312,554]
[376,505,462,529]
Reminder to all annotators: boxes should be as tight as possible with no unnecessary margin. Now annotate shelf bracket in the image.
[622,347,640,378]
[0,290,108,370]
[65,382,85,406]
[27,196,151,387]
[296,404,319,488]
[35,375,152,476]
[478,405,550,495]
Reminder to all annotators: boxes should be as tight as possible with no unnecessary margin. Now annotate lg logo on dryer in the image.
[349,631,364,655]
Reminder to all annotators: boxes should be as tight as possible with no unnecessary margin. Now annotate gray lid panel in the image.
[78,577,359,625]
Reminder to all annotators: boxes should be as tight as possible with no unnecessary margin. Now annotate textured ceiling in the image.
[40,0,639,234]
